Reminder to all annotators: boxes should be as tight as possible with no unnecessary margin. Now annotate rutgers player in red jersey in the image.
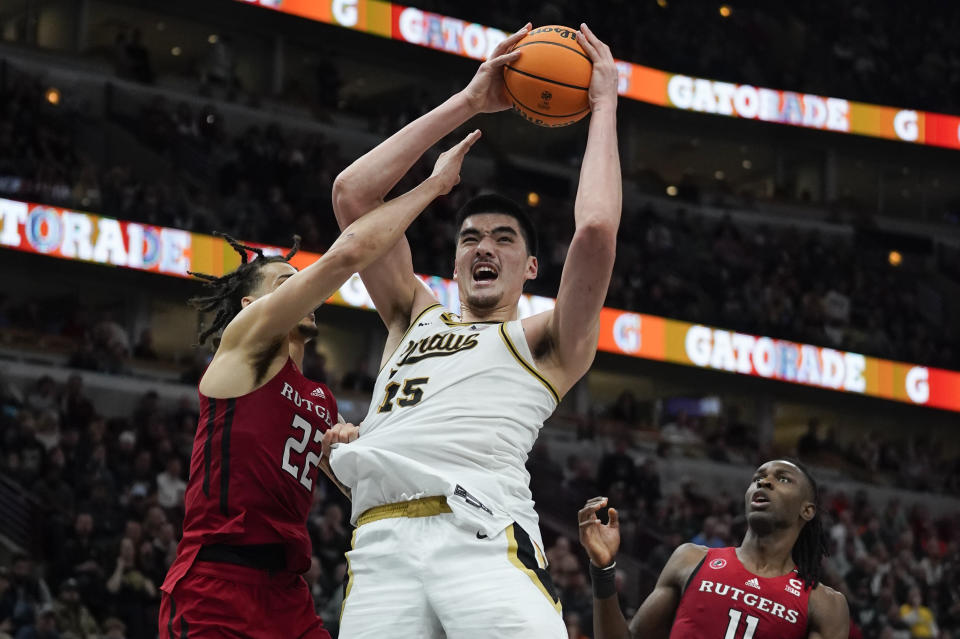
[158,130,480,639]
[578,459,849,639]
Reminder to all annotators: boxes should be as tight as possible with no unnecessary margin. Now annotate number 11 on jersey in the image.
[724,609,759,639]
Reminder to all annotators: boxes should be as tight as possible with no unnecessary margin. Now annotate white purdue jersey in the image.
[330,303,558,549]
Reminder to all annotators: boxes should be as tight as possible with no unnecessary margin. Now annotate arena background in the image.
[0,1,958,637]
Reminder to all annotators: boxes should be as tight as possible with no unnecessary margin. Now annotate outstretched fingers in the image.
[576,24,600,61]
[489,22,531,59]
[578,496,609,527]
[455,128,482,153]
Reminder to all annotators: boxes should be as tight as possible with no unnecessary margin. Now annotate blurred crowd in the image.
[2,371,958,639]
[0,372,353,639]
[415,0,960,115]
[2,73,957,371]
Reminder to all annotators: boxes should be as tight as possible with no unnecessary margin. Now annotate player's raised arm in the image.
[544,24,621,391]
[221,131,480,351]
[331,24,531,334]
[579,498,702,639]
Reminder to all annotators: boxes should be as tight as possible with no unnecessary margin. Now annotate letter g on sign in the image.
[905,366,929,404]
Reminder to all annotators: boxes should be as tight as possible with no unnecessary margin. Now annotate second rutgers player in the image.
[579,459,850,639]
[157,131,481,639]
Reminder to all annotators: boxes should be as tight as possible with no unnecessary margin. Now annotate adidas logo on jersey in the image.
[311,387,326,399]
[745,578,761,589]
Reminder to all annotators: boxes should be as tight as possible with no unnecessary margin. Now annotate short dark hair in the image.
[188,234,301,346]
[455,194,537,256]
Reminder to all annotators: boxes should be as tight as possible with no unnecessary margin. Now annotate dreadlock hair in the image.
[188,233,301,347]
[785,458,828,590]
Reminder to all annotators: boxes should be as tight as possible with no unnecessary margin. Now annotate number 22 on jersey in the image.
[281,414,323,491]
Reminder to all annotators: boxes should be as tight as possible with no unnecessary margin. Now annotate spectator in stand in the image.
[690,515,727,548]
[797,417,822,459]
[102,617,126,639]
[13,605,59,639]
[607,391,641,425]
[155,457,186,511]
[597,438,638,496]
[61,375,94,432]
[0,568,14,639]
[125,29,154,85]
[900,587,940,638]
[7,556,51,636]
[104,538,157,639]
[51,579,98,639]
[24,378,57,415]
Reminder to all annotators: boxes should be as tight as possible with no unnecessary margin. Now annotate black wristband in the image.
[590,561,617,599]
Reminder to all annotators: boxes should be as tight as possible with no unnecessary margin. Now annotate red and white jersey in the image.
[671,546,810,639]
[161,358,337,593]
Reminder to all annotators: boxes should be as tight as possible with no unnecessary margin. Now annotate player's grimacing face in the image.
[744,460,813,530]
[453,213,536,310]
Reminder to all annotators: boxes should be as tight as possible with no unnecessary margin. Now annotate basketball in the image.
[504,25,592,127]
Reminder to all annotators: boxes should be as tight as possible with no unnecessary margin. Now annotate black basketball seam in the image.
[512,39,592,63]
[504,64,591,93]
[504,74,591,119]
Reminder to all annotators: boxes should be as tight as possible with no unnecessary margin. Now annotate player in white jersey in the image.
[325,23,620,638]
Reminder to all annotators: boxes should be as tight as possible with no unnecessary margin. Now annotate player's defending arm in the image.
[529,24,621,395]
[579,497,705,639]
[220,132,479,351]
[808,586,849,639]
[331,24,530,342]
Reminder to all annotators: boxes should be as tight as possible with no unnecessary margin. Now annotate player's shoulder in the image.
[672,542,710,562]
[662,543,710,585]
[807,582,849,637]
[809,582,847,611]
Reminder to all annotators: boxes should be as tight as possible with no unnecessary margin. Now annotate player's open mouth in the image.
[472,262,499,286]
[751,492,771,509]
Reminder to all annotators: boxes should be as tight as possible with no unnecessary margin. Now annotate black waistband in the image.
[197,544,286,572]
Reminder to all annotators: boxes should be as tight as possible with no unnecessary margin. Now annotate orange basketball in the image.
[504,25,592,128]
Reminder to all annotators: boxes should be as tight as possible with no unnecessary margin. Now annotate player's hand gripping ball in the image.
[504,25,592,127]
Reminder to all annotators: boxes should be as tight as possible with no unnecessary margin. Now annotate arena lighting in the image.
[666,185,678,196]
[45,88,60,105]
[171,46,182,56]
[208,34,219,44]
[719,5,732,18]
[889,250,903,266]
[2,196,959,412]
[526,191,540,207]
[714,170,725,180]
[742,159,752,169]
[656,0,668,7]
[233,0,960,151]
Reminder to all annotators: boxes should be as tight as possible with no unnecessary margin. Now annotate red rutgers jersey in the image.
[670,547,810,639]
[161,358,336,593]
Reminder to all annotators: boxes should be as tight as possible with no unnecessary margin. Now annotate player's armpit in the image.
[628,543,708,639]
[546,224,617,379]
[807,585,849,639]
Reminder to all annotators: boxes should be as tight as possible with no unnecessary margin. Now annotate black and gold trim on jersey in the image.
[439,312,502,327]
[498,324,560,403]
[379,303,443,373]
[340,528,357,623]
[506,524,562,614]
